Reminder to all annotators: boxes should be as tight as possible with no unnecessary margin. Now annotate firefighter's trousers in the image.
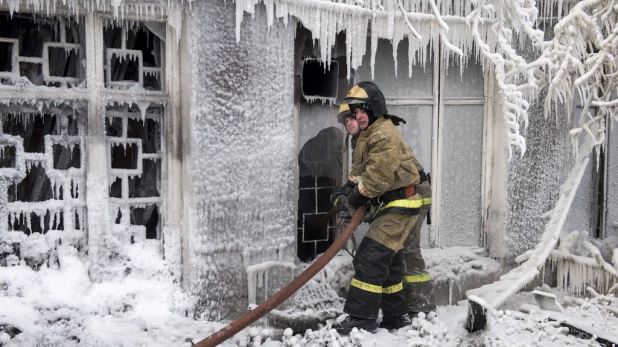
[343,212,418,319]
[402,182,436,313]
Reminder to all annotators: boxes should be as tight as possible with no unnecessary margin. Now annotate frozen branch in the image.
[396,0,421,40]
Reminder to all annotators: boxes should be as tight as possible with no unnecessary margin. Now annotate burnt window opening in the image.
[1,104,86,236]
[110,143,139,169]
[53,143,81,170]
[9,211,63,235]
[2,113,60,152]
[0,13,84,87]
[8,165,56,202]
[301,58,338,101]
[109,177,123,198]
[297,127,343,262]
[130,205,159,239]
[103,22,163,91]
[106,103,162,241]
[48,47,79,78]
[0,145,16,168]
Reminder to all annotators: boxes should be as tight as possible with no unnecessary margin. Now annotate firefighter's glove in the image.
[347,186,369,210]
[330,181,356,210]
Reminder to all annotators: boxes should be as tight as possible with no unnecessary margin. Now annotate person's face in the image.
[344,116,359,136]
[354,108,369,130]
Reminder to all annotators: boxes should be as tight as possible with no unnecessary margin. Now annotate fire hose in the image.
[193,205,367,347]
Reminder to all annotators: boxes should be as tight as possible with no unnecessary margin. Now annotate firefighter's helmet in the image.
[337,104,352,123]
[344,81,388,117]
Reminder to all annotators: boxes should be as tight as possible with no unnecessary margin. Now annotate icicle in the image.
[25,212,31,233]
[39,211,44,232]
[134,101,150,121]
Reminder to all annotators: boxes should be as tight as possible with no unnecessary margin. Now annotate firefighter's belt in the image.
[379,184,416,205]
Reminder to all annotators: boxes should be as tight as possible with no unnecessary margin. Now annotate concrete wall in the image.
[182,1,297,320]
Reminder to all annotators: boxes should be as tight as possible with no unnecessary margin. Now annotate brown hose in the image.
[193,205,367,347]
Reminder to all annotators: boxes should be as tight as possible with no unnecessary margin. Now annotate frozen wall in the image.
[499,98,595,260]
[488,31,596,260]
[183,1,296,320]
[503,94,572,259]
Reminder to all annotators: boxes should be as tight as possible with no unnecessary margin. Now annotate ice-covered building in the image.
[0,0,616,320]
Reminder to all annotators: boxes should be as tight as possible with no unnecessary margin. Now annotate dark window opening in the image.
[9,211,64,235]
[53,144,81,170]
[0,41,13,72]
[110,54,140,82]
[130,205,159,239]
[103,23,163,91]
[2,113,59,152]
[110,143,138,169]
[1,104,85,237]
[105,117,123,137]
[115,208,122,224]
[8,165,55,202]
[301,58,338,100]
[0,13,83,87]
[128,117,161,153]
[129,160,160,198]
[48,47,79,78]
[0,145,16,168]
[109,177,122,198]
[297,127,343,262]
[105,103,162,242]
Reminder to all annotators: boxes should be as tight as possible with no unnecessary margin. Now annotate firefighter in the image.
[331,81,424,333]
[402,159,437,317]
[336,106,437,320]
[337,103,360,140]
[331,104,361,227]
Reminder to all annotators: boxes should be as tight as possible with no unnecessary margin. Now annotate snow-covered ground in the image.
[2,245,617,347]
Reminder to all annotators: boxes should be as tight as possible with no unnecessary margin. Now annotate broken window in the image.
[0,14,84,87]
[0,103,86,235]
[103,19,166,244]
[107,103,162,241]
[297,127,342,262]
[0,13,169,268]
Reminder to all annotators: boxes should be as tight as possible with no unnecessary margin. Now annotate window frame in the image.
[0,8,182,255]
[350,41,493,248]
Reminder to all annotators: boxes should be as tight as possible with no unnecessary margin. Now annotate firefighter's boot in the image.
[379,313,412,330]
[332,315,377,334]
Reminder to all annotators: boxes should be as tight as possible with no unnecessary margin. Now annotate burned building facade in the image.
[0,0,616,319]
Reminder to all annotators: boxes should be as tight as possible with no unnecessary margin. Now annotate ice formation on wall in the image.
[468,111,612,315]
[246,261,295,305]
[184,1,297,320]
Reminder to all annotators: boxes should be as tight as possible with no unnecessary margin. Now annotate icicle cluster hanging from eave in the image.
[236,0,500,80]
[233,0,577,156]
